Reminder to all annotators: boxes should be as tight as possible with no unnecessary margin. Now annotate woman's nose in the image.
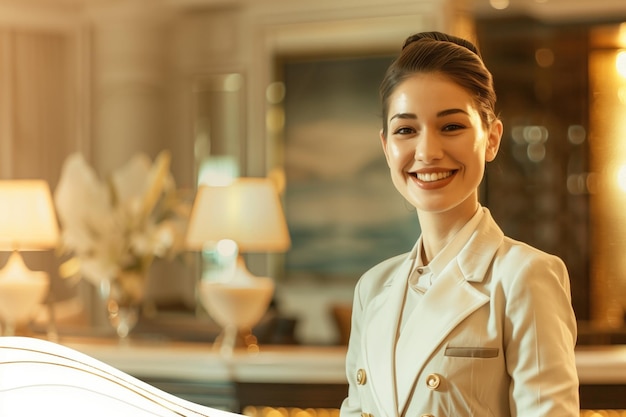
[415,130,443,163]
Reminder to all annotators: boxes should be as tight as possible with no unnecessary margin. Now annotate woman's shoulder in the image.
[499,235,565,264]
[494,235,569,285]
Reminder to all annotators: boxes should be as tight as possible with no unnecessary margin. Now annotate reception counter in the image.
[59,338,626,412]
[63,338,348,411]
[64,340,347,384]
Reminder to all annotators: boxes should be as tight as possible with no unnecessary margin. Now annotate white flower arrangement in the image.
[54,150,190,300]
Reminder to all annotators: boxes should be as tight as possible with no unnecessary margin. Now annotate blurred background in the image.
[0,0,625,346]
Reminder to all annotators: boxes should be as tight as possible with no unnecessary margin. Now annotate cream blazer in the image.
[340,208,579,417]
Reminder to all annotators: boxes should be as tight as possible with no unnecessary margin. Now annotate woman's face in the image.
[381,72,502,218]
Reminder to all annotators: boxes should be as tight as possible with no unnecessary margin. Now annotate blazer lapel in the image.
[363,253,414,417]
[456,207,504,284]
[394,264,489,411]
[394,209,503,413]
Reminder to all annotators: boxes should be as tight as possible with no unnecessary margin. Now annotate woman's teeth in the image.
[415,171,453,182]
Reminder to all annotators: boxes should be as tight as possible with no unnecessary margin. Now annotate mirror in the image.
[193,73,245,184]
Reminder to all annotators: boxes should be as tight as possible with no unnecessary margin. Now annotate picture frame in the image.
[277,55,421,283]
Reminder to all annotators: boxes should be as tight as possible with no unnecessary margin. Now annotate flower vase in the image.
[102,269,147,342]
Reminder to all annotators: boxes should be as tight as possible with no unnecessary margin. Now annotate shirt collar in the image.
[414,205,485,278]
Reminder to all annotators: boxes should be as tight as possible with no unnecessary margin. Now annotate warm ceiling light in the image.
[616,51,626,78]
[489,0,510,10]
[618,165,626,192]
[619,22,626,47]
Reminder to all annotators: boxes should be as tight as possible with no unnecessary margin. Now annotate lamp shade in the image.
[186,177,290,252]
[0,180,59,250]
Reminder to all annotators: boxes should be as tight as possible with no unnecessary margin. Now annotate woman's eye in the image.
[393,126,415,135]
[442,123,465,132]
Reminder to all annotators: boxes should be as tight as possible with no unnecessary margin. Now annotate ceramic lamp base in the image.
[213,325,261,356]
[197,268,274,356]
[0,251,49,336]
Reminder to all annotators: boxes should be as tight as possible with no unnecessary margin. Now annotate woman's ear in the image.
[380,129,391,164]
[485,119,503,162]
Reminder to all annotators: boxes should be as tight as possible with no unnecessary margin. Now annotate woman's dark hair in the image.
[380,31,497,136]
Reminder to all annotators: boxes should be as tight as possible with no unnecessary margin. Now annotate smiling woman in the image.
[381,72,501,222]
[340,31,579,417]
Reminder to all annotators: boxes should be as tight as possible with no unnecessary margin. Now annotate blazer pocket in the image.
[445,347,499,358]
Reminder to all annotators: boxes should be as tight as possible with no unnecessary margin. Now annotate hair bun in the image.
[402,31,482,58]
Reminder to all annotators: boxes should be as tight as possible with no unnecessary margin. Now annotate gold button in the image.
[420,414,435,417]
[426,373,441,390]
[361,413,373,417]
[356,368,367,385]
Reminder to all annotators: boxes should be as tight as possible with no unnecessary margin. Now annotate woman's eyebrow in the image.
[389,112,417,122]
[437,108,469,117]
[390,109,470,121]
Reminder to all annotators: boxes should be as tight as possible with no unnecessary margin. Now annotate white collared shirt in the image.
[399,206,485,332]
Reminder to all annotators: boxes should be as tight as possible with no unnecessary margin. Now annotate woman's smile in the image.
[411,169,458,189]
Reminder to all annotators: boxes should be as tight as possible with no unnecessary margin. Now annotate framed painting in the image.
[278,54,421,283]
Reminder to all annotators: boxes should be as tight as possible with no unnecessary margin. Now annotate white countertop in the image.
[63,339,348,384]
[61,338,626,385]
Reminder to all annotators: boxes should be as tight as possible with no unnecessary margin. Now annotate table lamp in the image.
[0,180,59,335]
[186,177,290,355]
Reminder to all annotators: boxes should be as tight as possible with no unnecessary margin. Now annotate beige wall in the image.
[5,0,625,342]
